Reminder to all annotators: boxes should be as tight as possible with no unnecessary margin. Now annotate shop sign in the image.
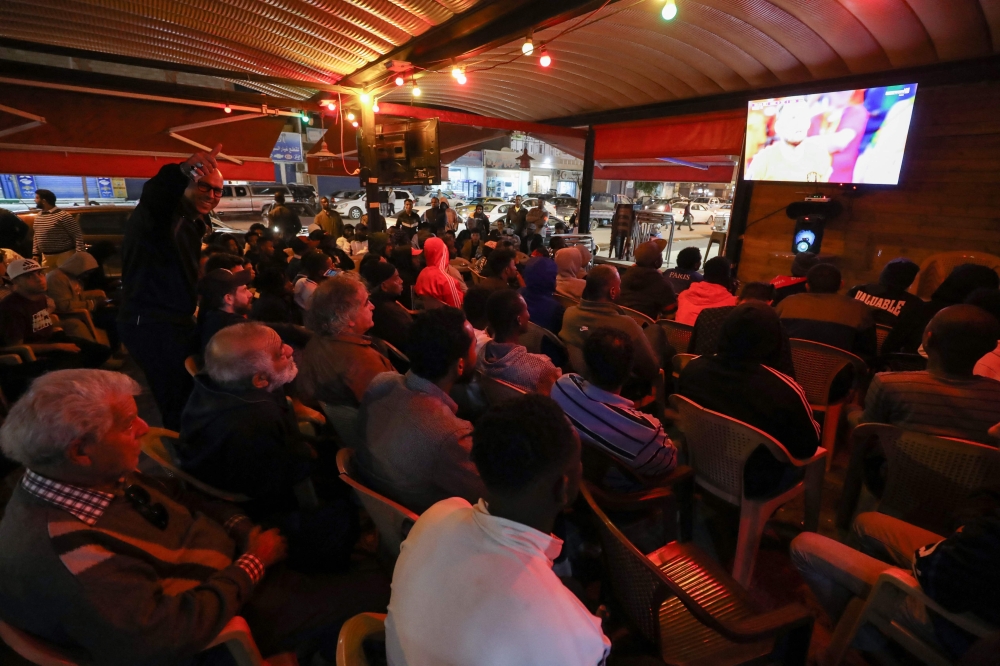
[271,132,304,163]
[484,149,524,170]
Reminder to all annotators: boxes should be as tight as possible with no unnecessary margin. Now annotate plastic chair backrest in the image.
[377,339,410,374]
[553,293,580,310]
[875,324,892,355]
[0,620,79,666]
[335,612,387,666]
[671,353,698,379]
[788,338,867,408]
[336,448,419,558]
[657,320,693,354]
[139,428,251,503]
[579,485,668,645]
[478,373,528,405]
[519,321,567,355]
[619,305,655,329]
[320,403,366,451]
[913,251,1000,299]
[866,424,1000,535]
[670,394,796,505]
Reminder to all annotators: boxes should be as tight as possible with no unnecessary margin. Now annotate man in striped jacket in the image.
[0,369,389,665]
[31,189,84,269]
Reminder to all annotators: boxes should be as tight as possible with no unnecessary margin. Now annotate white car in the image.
[415,189,466,207]
[456,202,510,226]
[332,189,415,220]
[670,201,718,225]
[521,198,561,218]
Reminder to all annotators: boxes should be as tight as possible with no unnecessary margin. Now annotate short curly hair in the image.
[407,307,472,381]
[472,394,576,494]
[306,273,367,336]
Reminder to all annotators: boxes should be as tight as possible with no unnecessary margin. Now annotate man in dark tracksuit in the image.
[118,146,222,429]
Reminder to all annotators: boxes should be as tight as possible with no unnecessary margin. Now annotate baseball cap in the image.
[633,240,667,268]
[7,258,44,279]
[199,268,252,299]
[308,229,329,241]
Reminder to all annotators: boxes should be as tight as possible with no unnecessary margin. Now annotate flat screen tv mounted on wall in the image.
[743,83,917,185]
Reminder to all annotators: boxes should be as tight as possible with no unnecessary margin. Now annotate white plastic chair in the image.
[320,403,366,451]
[657,319,694,354]
[788,338,867,470]
[336,448,419,563]
[335,612,387,666]
[824,569,997,666]
[0,616,297,666]
[669,394,827,588]
[140,428,251,504]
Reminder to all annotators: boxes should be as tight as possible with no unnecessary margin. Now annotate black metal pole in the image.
[725,139,751,268]
[578,126,595,234]
[359,101,385,232]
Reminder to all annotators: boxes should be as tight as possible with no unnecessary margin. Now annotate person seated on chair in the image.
[678,303,820,498]
[776,263,878,361]
[295,273,394,408]
[460,228,485,261]
[554,246,587,301]
[617,239,676,320]
[551,327,677,480]
[462,286,493,354]
[385,394,611,665]
[560,265,660,382]
[665,246,703,295]
[251,265,300,325]
[689,281,796,377]
[46,251,120,350]
[791,504,1000,663]
[480,248,523,292]
[477,289,560,394]
[361,259,412,352]
[970,288,1000,381]
[414,237,464,308]
[675,256,737,326]
[846,257,922,329]
[520,256,564,334]
[857,304,1000,444]
[195,268,253,354]
[292,249,335,312]
[0,369,389,666]
[883,263,1000,355]
[358,307,485,513]
[769,251,818,306]
[180,322,359,572]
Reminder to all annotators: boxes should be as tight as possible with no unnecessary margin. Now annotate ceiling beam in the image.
[338,0,619,89]
[376,102,587,138]
[1,38,353,94]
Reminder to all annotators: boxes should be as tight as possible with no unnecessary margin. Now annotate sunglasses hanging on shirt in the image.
[124,485,169,530]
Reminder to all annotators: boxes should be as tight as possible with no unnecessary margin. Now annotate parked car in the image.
[465,197,507,206]
[214,183,291,216]
[286,183,317,205]
[262,201,317,232]
[332,189,416,220]
[522,198,561,218]
[692,196,725,209]
[551,196,578,218]
[456,202,508,226]
[16,206,243,277]
[639,198,674,212]
[415,189,464,206]
[670,201,718,225]
[589,193,632,227]
[330,189,362,201]
[713,204,732,231]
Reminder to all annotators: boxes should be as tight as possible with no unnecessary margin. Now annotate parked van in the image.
[214,182,290,216]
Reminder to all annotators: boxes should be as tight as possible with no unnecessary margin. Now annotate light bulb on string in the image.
[457,72,467,85]
[351,121,359,128]
[325,101,336,111]
[451,66,462,79]
[373,99,380,113]
[522,33,534,56]
[661,0,677,20]
[359,92,371,105]
[412,81,422,97]
[223,105,231,114]
[346,112,355,121]
[539,47,551,68]
[395,75,405,86]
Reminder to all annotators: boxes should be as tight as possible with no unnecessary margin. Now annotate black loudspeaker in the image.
[786,199,842,255]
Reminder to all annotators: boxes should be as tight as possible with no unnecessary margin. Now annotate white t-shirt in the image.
[293,277,317,310]
[386,498,610,666]
[975,342,1000,381]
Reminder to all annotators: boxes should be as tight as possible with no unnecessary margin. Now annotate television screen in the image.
[744,83,917,185]
[357,118,441,186]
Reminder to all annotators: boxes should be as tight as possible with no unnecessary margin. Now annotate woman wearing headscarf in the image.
[554,247,587,301]
[520,257,564,334]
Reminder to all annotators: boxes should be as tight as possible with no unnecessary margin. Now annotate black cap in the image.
[362,259,398,286]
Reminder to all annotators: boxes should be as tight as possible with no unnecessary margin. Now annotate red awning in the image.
[0,84,285,180]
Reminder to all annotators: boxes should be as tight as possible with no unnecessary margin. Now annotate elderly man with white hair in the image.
[0,368,390,665]
[180,322,361,571]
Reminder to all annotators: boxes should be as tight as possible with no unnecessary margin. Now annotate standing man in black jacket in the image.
[504,195,529,236]
[118,145,223,429]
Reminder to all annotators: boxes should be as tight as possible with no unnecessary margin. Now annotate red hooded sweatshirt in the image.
[415,237,464,308]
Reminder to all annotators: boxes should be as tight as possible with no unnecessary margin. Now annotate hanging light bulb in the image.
[395,75,405,86]
[223,105,232,114]
[456,67,467,85]
[372,99,380,113]
[325,101,336,112]
[351,121,359,128]
[412,81,422,97]
[451,66,462,79]
[539,47,552,68]
[359,92,371,105]
[522,33,534,56]
[661,0,677,20]
[346,111,356,121]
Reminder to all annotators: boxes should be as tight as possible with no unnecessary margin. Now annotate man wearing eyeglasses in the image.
[0,368,390,665]
[118,146,225,430]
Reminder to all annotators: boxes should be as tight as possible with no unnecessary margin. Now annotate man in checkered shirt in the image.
[0,369,389,665]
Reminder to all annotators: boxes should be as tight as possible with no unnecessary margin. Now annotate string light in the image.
[539,47,552,68]
[451,66,462,79]
[351,121,359,128]
[395,75,405,86]
[359,92,371,105]
[457,72,467,85]
[661,0,677,20]
[325,101,336,111]
[223,105,231,114]
[522,34,534,56]
[373,99,380,113]
[346,112,356,121]
[455,66,467,85]
[412,80,422,97]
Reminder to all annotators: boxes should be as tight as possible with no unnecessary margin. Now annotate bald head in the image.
[582,265,621,301]
[924,304,1000,375]
[205,322,297,390]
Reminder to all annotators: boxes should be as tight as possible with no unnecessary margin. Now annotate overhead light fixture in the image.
[359,92,371,105]
[373,99,380,113]
[351,121,359,128]
[457,72,467,85]
[451,66,462,79]
[223,105,231,114]
[395,75,405,86]
[456,67,467,85]
[662,0,677,20]
[522,33,534,56]
[539,47,552,68]
[346,111,356,121]
[313,140,336,159]
[324,101,336,111]
[412,81,422,97]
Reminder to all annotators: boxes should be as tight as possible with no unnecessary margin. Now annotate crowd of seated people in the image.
[1,148,999,666]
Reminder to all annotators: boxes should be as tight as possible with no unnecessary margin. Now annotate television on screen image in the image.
[743,83,917,185]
